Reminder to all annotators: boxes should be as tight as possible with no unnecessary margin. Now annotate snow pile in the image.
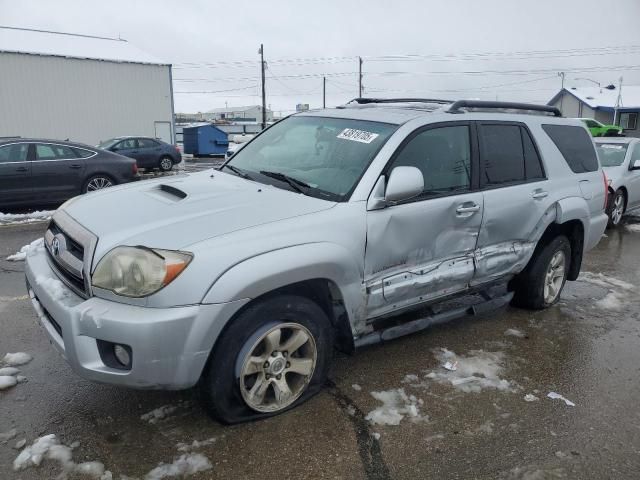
[351,384,362,391]
[144,453,212,480]
[2,352,32,366]
[625,223,640,233]
[547,392,575,407]
[524,394,539,402]
[36,275,68,301]
[0,210,54,225]
[140,402,190,424]
[13,434,111,479]
[176,437,217,452]
[365,388,425,426]
[0,375,18,390]
[425,348,516,393]
[581,272,633,311]
[504,328,527,338]
[6,237,44,261]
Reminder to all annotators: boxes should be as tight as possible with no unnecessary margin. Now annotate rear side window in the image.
[542,124,598,173]
[35,144,76,160]
[479,124,545,186]
[138,138,159,148]
[71,147,95,158]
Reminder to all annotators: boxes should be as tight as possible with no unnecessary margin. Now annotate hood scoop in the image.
[154,183,188,200]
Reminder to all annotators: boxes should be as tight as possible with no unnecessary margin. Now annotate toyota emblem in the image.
[52,237,60,256]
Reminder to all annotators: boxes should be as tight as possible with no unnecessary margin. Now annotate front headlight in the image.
[92,246,193,297]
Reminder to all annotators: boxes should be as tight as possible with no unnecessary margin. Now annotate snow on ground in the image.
[524,394,539,402]
[35,274,68,301]
[580,272,633,311]
[140,402,190,424]
[0,429,17,443]
[6,237,44,261]
[547,392,575,407]
[625,223,640,233]
[144,453,212,480]
[0,375,18,390]
[0,210,54,225]
[365,388,426,426]
[176,437,217,452]
[2,352,33,366]
[0,366,20,376]
[351,384,362,391]
[425,348,516,393]
[13,434,111,479]
[504,328,527,338]
[595,292,623,310]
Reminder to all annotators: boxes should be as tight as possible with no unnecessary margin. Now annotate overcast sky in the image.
[2,0,640,114]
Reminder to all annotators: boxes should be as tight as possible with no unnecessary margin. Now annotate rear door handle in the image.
[69,164,82,169]
[456,203,480,215]
[15,166,28,172]
[531,189,548,199]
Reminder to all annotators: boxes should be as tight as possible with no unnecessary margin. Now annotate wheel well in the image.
[536,220,584,281]
[223,279,354,354]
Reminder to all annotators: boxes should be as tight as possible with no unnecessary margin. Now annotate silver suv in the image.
[26,99,608,423]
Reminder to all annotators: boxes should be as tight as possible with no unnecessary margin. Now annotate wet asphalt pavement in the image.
[1,215,640,479]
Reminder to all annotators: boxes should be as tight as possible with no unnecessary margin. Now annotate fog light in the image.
[114,344,131,367]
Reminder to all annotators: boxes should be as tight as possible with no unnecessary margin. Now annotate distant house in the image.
[0,26,175,145]
[547,86,640,138]
[205,105,273,124]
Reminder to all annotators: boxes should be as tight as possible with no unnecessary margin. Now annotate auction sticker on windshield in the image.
[337,128,379,144]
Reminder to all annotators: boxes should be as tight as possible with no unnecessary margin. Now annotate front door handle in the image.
[69,164,82,169]
[15,166,28,172]
[531,189,548,199]
[456,203,480,215]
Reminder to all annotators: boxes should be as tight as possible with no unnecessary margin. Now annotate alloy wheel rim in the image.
[161,158,172,170]
[612,195,624,225]
[239,323,317,413]
[87,177,112,191]
[543,251,566,304]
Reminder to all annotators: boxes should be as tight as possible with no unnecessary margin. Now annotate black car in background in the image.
[98,136,181,171]
[0,138,138,208]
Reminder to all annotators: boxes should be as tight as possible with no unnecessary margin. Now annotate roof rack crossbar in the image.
[447,100,562,117]
[350,97,453,105]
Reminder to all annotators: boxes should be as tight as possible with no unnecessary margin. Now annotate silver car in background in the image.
[595,137,640,226]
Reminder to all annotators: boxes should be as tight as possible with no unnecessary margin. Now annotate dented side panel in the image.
[364,193,483,319]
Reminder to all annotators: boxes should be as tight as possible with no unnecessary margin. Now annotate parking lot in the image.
[1,211,639,479]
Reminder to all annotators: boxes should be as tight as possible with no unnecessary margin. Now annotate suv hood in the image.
[63,171,336,259]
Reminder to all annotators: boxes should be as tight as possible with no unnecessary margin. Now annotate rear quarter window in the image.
[542,124,599,173]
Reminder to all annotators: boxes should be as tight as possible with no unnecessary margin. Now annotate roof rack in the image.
[447,100,561,117]
[348,97,453,105]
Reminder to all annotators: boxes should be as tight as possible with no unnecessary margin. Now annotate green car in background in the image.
[579,118,623,137]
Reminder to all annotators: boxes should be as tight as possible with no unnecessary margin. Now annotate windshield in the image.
[98,138,119,149]
[596,143,628,167]
[225,116,397,200]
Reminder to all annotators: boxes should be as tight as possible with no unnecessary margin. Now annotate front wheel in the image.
[199,295,334,424]
[511,235,571,310]
[159,156,173,172]
[607,189,625,228]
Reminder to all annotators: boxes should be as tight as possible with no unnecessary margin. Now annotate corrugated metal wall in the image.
[0,52,173,145]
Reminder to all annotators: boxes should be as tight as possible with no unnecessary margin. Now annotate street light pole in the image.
[259,44,266,130]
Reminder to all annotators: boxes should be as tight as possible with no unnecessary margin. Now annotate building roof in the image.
[206,105,270,114]
[0,26,167,65]
[548,86,640,112]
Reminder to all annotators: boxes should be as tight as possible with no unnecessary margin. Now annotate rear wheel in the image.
[159,156,173,172]
[83,175,114,193]
[607,189,625,228]
[199,294,334,424]
[511,235,571,310]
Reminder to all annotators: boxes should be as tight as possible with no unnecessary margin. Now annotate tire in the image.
[83,174,115,193]
[607,189,625,228]
[159,156,173,172]
[199,294,334,424]
[511,235,571,310]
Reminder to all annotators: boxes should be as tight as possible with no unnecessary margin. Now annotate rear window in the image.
[595,143,628,167]
[542,124,599,173]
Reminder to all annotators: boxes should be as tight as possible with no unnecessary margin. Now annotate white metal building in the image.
[0,26,175,145]
[205,105,273,124]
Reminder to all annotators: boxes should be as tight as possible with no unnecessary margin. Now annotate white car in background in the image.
[595,137,640,227]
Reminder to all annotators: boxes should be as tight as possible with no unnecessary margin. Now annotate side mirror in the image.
[632,159,640,170]
[385,166,424,203]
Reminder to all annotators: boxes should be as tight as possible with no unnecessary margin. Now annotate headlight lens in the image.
[92,246,192,297]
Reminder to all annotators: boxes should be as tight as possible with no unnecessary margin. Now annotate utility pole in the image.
[358,57,363,98]
[259,44,266,130]
[323,76,326,108]
[558,72,565,115]
[614,76,623,126]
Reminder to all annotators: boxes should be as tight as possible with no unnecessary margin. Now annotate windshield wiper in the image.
[259,170,311,194]
[223,164,252,179]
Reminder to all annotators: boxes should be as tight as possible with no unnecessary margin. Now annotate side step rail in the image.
[354,291,514,348]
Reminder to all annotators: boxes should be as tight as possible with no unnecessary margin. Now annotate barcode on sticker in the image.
[337,128,379,144]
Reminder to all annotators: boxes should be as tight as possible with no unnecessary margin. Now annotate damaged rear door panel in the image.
[364,122,483,319]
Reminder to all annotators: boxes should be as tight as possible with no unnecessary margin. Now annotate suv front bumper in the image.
[25,246,248,389]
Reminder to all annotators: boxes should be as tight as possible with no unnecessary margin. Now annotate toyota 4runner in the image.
[25,99,608,423]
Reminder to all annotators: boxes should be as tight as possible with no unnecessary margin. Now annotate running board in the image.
[354,291,514,348]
